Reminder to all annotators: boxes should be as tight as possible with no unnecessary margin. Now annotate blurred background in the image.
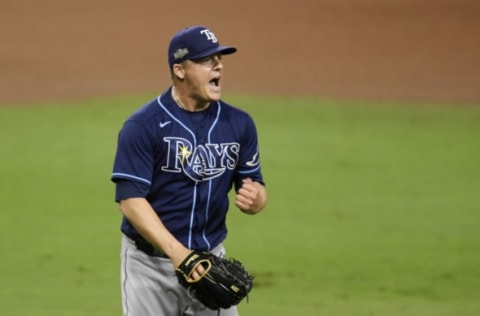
[1,0,480,105]
[1,1,480,315]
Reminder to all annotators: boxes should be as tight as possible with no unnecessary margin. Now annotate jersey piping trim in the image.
[112,172,152,185]
[157,96,197,249]
[156,95,196,143]
[237,166,261,174]
[201,102,221,250]
[207,102,221,139]
[202,180,213,250]
[188,184,199,249]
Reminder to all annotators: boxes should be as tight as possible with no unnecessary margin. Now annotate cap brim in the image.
[189,46,237,60]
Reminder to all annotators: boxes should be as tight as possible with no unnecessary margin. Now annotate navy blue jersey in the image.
[111,87,264,251]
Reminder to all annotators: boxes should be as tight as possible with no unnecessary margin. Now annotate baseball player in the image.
[111,25,267,316]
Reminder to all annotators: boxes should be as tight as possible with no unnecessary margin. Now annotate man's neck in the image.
[171,86,210,112]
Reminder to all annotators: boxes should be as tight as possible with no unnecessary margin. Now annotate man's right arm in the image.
[118,197,190,268]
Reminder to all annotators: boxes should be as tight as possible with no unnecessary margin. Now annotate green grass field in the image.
[1,95,479,315]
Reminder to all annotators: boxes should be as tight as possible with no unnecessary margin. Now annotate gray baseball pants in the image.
[121,235,239,316]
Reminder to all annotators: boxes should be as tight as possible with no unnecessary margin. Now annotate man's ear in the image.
[172,64,185,80]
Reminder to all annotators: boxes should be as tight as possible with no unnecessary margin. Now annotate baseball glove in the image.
[175,250,254,310]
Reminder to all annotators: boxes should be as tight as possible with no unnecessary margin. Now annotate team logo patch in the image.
[174,48,189,60]
[246,146,260,167]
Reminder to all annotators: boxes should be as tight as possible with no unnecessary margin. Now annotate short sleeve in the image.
[111,120,154,186]
[234,115,264,190]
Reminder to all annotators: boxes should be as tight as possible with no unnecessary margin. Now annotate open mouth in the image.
[209,77,220,87]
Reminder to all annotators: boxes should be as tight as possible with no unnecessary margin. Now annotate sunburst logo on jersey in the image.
[178,144,192,164]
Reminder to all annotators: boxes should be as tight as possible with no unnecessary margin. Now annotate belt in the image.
[134,240,169,258]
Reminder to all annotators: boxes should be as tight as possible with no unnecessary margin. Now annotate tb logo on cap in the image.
[200,29,218,43]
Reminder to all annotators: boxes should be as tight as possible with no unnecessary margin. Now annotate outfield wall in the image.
[1,0,479,105]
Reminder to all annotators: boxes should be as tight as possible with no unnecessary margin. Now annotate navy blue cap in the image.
[168,26,237,67]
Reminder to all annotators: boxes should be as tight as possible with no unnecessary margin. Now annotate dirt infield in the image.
[1,0,479,105]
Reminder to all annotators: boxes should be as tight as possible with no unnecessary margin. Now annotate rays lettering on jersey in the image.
[162,137,239,181]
